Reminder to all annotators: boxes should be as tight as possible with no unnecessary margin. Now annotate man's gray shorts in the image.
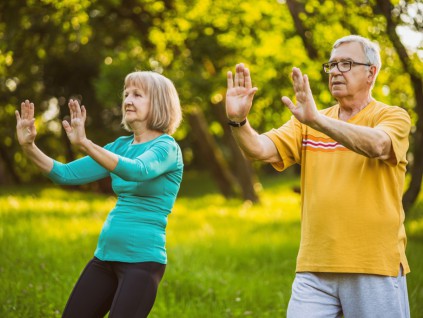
[287,267,410,318]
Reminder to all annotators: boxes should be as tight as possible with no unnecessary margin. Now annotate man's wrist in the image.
[227,118,247,127]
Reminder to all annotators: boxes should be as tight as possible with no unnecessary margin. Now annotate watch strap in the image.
[227,118,247,127]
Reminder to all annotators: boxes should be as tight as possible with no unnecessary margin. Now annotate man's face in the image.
[328,41,373,99]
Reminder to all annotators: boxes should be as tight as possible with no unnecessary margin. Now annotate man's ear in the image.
[368,65,377,84]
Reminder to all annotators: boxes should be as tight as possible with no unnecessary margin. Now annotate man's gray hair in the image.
[333,35,381,87]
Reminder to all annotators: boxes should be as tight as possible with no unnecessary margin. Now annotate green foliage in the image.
[0,0,421,182]
[0,173,423,317]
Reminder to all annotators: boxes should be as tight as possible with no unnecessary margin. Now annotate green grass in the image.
[0,172,422,317]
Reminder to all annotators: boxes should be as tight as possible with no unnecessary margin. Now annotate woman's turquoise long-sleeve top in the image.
[47,134,183,264]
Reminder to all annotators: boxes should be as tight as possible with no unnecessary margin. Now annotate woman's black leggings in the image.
[62,257,166,318]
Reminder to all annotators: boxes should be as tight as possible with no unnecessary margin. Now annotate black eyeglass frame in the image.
[322,60,372,73]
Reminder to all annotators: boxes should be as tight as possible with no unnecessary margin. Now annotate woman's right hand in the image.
[15,100,37,146]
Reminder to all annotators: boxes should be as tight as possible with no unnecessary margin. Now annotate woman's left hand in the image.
[62,99,88,148]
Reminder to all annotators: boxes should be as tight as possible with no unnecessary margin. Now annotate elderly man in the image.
[225,35,411,318]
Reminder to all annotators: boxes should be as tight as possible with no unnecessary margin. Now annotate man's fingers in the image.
[293,75,311,104]
[244,68,252,89]
[291,68,304,94]
[227,71,234,89]
[234,66,240,87]
[248,87,258,97]
[238,69,245,87]
[281,96,295,111]
[235,63,245,87]
[303,75,313,96]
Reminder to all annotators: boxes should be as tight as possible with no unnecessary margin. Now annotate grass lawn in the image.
[0,171,422,317]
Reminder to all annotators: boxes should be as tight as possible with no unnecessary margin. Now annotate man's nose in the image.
[329,65,342,75]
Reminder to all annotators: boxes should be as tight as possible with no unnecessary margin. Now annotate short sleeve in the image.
[375,106,411,165]
[263,116,303,171]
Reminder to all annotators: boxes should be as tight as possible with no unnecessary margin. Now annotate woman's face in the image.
[122,85,151,129]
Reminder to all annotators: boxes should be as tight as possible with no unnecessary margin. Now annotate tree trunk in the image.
[188,107,239,198]
[285,0,319,60]
[212,103,259,203]
[375,0,423,212]
[0,144,21,185]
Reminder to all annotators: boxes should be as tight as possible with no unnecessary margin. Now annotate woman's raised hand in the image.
[62,99,88,147]
[225,63,258,122]
[15,100,37,146]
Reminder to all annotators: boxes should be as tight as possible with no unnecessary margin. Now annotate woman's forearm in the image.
[21,143,54,174]
[78,138,119,172]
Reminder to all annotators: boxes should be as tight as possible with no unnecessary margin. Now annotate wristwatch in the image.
[227,118,247,127]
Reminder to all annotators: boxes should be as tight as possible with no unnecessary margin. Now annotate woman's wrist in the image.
[21,142,36,152]
[76,138,92,153]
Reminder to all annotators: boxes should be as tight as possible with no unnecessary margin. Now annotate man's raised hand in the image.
[225,63,258,122]
[282,67,320,126]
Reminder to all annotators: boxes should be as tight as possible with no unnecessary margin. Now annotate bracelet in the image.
[227,118,247,127]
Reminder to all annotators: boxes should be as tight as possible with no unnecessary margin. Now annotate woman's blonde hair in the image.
[121,71,182,135]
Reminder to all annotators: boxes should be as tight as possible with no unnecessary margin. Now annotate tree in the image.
[0,0,421,207]
[284,0,422,212]
[374,0,423,211]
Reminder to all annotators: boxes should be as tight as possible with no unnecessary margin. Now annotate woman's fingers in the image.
[62,119,72,133]
[28,100,34,120]
[68,99,85,122]
[21,100,28,120]
[15,110,21,122]
[69,99,76,120]
[81,105,86,120]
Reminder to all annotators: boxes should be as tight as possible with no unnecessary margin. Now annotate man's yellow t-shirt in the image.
[264,100,411,276]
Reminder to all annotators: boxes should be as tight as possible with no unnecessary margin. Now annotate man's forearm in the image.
[312,114,392,160]
[230,120,281,163]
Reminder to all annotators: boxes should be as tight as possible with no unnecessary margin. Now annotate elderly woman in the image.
[15,71,183,318]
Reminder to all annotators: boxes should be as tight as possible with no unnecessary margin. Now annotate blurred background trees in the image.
[0,0,421,210]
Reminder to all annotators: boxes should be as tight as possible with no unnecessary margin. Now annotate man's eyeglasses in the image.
[322,60,372,73]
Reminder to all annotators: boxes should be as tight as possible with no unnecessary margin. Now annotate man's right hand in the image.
[225,63,258,122]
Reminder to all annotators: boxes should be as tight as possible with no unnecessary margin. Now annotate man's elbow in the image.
[367,140,393,161]
[241,149,264,161]
[239,147,270,162]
